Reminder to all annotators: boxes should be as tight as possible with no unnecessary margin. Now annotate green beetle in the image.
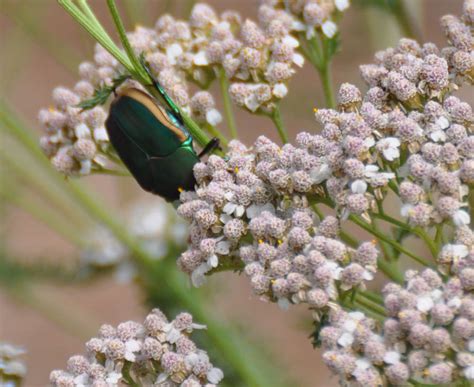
[105,79,218,202]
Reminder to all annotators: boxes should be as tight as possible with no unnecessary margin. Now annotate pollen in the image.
[371,239,377,245]
[234,166,239,173]
[48,106,55,112]
[313,107,318,113]
[178,187,184,193]
[258,239,264,244]
[277,239,283,245]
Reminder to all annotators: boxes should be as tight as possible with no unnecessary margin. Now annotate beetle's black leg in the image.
[198,138,220,158]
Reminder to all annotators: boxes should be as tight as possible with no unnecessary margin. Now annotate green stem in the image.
[122,361,139,387]
[57,0,133,72]
[106,0,147,81]
[218,67,238,139]
[203,124,228,148]
[349,214,433,268]
[359,289,384,305]
[390,0,419,40]
[269,106,289,144]
[356,292,386,316]
[319,63,336,109]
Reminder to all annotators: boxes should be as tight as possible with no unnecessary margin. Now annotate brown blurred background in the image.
[0,0,465,385]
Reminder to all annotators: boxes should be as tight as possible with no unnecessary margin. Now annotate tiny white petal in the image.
[292,53,305,67]
[206,109,222,126]
[235,205,245,218]
[166,43,183,65]
[207,368,224,384]
[453,210,470,226]
[277,297,291,310]
[155,373,168,384]
[322,21,337,38]
[208,254,219,268]
[430,130,446,142]
[272,83,288,98]
[383,351,401,364]
[351,179,367,194]
[75,123,90,138]
[465,365,474,380]
[435,116,450,129]
[335,0,350,11]
[282,35,299,48]
[337,332,354,347]
[216,240,230,255]
[193,50,209,66]
[79,160,91,175]
[223,202,237,215]
[93,126,109,142]
[416,295,434,313]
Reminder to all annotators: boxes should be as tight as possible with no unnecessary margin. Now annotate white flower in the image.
[453,210,470,226]
[435,116,450,129]
[465,365,474,380]
[351,179,368,194]
[282,35,299,48]
[277,297,291,310]
[207,367,224,384]
[206,108,222,126]
[335,0,350,11]
[75,123,90,138]
[322,21,337,38]
[292,53,305,67]
[79,160,91,175]
[337,332,354,347]
[430,129,447,142]
[383,351,401,364]
[223,192,245,217]
[93,126,109,142]
[377,137,400,161]
[166,43,183,65]
[273,83,288,98]
[124,339,141,362]
[416,295,434,313]
[105,371,122,385]
[191,262,212,287]
[310,163,331,184]
[193,50,209,66]
[246,203,275,219]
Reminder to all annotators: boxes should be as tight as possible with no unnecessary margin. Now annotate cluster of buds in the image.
[80,199,187,282]
[38,86,111,176]
[177,138,379,301]
[260,0,350,40]
[0,343,27,386]
[319,264,474,386]
[50,309,223,386]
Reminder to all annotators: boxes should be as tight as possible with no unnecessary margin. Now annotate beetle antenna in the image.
[198,138,220,158]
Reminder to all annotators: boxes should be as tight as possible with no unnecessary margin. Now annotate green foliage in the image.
[77,74,130,110]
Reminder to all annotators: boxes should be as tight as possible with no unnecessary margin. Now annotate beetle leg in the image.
[198,138,220,158]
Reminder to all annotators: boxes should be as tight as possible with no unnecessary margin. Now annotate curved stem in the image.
[319,63,336,109]
[349,214,433,268]
[218,67,238,139]
[270,106,289,144]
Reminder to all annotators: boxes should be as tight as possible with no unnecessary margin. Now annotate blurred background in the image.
[0,0,466,385]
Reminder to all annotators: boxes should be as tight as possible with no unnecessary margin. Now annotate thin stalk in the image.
[390,0,419,40]
[359,289,384,305]
[355,292,386,316]
[349,214,433,268]
[58,0,133,72]
[203,124,229,148]
[319,63,336,109]
[106,0,148,81]
[122,362,140,387]
[270,106,289,144]
[218,67,238,139]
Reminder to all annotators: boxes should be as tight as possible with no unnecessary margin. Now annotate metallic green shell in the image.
[105,88,198,201]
